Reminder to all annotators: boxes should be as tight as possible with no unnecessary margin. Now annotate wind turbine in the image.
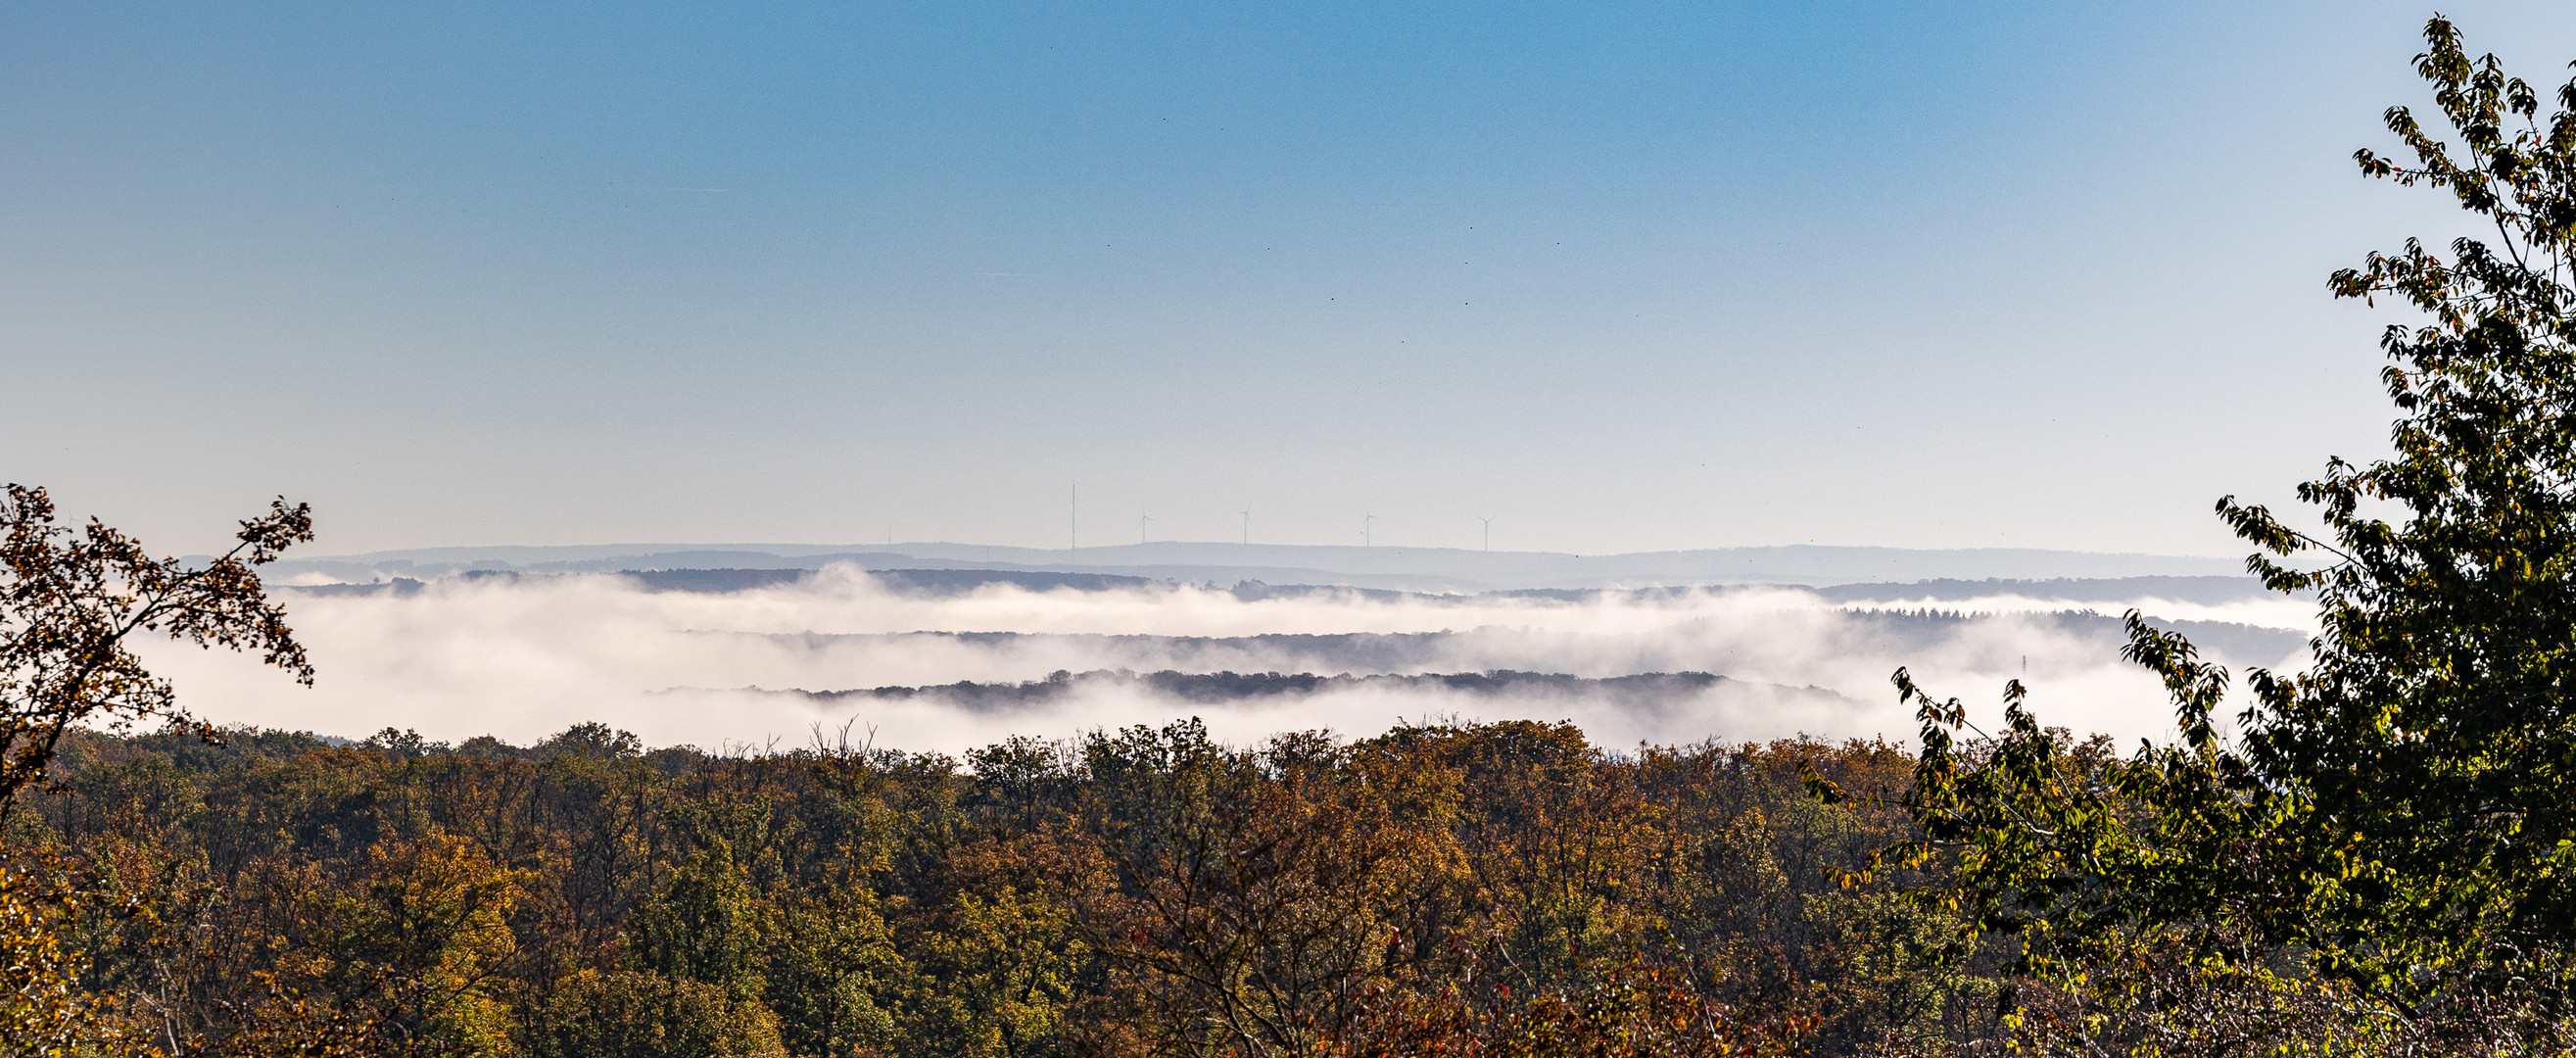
[1140,511,1154,545]
[1478,515,1495,552]
[1363,507,1376,548]
[1238,507,1251,546]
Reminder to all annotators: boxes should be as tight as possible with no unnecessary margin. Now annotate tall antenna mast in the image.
[1478,515,1495,552]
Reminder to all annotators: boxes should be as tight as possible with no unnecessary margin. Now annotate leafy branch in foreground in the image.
[1820,15,2576,1045]
[0,484,313,826]
[0,487,320,1055]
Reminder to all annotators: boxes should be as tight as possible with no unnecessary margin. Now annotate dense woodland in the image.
[10,718,2019,1056]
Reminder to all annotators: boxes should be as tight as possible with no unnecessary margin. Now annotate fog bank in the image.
[138,566,2315,755]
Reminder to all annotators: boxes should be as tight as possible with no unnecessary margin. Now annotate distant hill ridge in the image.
[267,540,2241,593]
[282,568,2275,604]
[728,669,1857,714]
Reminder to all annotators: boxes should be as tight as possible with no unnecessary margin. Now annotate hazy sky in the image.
[12,1,2576,557]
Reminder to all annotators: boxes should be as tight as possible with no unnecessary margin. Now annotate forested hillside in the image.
[14,719,1999,1056]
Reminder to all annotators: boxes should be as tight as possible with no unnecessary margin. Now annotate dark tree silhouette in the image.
[1,484,313,824]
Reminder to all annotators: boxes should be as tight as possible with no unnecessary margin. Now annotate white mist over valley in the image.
[148,543,2313,754]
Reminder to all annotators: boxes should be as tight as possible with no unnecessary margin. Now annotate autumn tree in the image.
[1,484,313,825]
[1081,721,1458,1057]
[0,486,319,1055]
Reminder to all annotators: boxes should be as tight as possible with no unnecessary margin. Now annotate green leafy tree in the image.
[633,842,774,999]
[766,890,902,1058]
[527,970,787,1058]
[1838,15,2576,1042]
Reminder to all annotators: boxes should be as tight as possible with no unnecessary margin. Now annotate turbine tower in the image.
[1363,507,1376,548]
[1238,507,1251,546]
[1140,511,1154,546]
[1478,515,1495,552]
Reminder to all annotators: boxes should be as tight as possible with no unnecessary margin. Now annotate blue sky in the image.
[11,1,2575,556]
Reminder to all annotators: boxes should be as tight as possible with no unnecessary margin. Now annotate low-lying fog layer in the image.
[137,566,2316,755]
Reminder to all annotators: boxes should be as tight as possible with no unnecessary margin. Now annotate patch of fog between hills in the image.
[664,673,1873,757]
[132,564,2319,756]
